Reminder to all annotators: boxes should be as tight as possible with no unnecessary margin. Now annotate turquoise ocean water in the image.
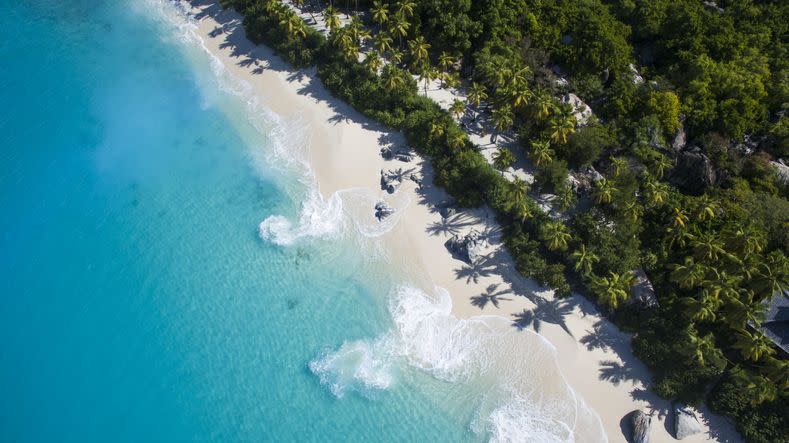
[0,1,604,442]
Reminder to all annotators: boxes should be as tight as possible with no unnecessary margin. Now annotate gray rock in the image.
[670,150,716,194]
[674,404,702,440]
[629,269,659,309]
[374,201,395,220]
[394,151,414,162]
[628,64,645,85]
[561,93,593,125]
[671,123,687,152]
[446,230,485,263]
[380,169,403,194]
[771,160,789,186]
[629,410,651,443]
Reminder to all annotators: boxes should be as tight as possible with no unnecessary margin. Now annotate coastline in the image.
[180,1,741,441]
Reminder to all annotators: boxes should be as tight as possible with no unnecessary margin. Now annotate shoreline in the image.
[180,1,740,441]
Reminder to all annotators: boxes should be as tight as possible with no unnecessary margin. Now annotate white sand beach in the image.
[182,1,741,441]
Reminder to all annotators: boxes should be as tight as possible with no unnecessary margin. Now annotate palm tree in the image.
[493,148,516,172]
[280,14,306,39]
[323,6,341,34]
[592,178,615,205]
[491,106,513,141]
[515,199,534,223]
[429,122,445,140]
[750,252,789,298]
[693,195,718,224]
[653,154,673,179]
[417,64,435,94]
[371,1,389,25]
[622,201,643,224]
[529,140,553,168]
[540,221,571,251]
[407,36,430,69]
[643,178,668,206]
[556,183,576,211]
[389,14,409,48]
[373,33,393,54]
[609,156,628,177]
[683,329,725,368]
[509,85,532,109]
[671,207,689,228]
[467,82,488,114]
[448,131,466,150]
[510,177,529,202]
[731,367,778,406]
[530,90,554,121]
[548,111,576,144]
[388,49,404,65]
[438,52,455,73]
[382,66,405,91]
[449,99,466,121]
[363,51,382,75]
[592,271,634,310]
[397,0,416,18]
[571,244,599,275]
[733,329,776,362]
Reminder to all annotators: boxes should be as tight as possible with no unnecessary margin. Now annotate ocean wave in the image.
[258,189,343,246]
[313,285,607,442]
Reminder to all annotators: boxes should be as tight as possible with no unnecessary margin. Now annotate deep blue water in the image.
[0,1,476,441]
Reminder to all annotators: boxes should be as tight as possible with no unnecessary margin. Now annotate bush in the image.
[709,373,789,443]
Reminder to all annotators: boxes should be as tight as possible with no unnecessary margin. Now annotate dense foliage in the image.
[220,0,788,440]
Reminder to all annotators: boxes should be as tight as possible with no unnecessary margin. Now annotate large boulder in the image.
[629,410,652,443]
[670,149,716,194]
[670,123,687,152]
[629,269,659,309]
[380,169,402,194]
[374,201,395,221]
[561,93,593,125]
[674,404,702,440]
[446,230,485,263]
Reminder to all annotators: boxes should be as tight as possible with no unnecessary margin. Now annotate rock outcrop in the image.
[674,404,702,440]
[374,201,395,220]
[630,269,659,309]
[436,199,457,219]
[561,93,593,125]
[670,123,687,152]
[446,230,485,263]
[670,149,716,194]
[771,160,789,186]
[629,410,651,443]
[380,169,402,194]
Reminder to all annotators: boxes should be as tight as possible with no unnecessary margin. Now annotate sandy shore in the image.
[180,1,740,441]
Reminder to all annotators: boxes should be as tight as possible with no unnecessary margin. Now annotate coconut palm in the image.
[693,195,718,224]
[514,199,534,223]
[448,131,466,150]
[723,224,765,256]
[388,49,404,65]
[540,221,571,251]
[467,82,488,111]
[556,183,576,211]
[382,66,405,91]
[622,201,643,224]
[609,156,628,177]
[280,14,306,38]
[653,154,674,179]
[592,178,615,205]
[683,329,725,368]
[417,64,435,94]
[733,329,776,362]
[510,177,529,202]
[529,140,554,168]
[493,148,516,172]
[363,51,383,75]
[530,90,554,121]
[731,367,778,406]
[671,207,689,228]
[593,271,634,310]
[389,15,409,48]
[371,1,389,25]
[643,178,668,206]
[509,85,532,109]
[750,252,789,298]
[397,0,416,18]
[407,36,430,68]
[548,111,576,144]
[491,106,513,141]
[438,52,456,72]
[429,122,445,140]
[571,244,599,275]
[323,6,341,34]
[373,33,393,54]
[449,99,466,121]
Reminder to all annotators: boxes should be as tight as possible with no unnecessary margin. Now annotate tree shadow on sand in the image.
[512,297,574,337]
[470,284,512,310]
[454,254,497,284]
[426,213,477,237]
[579,320,622,353]
[599,359,641,386]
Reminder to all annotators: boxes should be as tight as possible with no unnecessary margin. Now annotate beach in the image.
[183,1,741,441]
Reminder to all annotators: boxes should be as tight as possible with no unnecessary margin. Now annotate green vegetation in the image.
[220,0,788,440]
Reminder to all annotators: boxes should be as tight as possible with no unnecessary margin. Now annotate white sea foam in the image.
[314,285,607,442]
[309,336,397,399]
[258,189,343,246]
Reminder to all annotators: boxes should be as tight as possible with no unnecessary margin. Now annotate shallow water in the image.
[0,1,603,442]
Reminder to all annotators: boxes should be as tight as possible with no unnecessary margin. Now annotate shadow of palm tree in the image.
[512,297,575,337]
[454,254,497,284]
[599,360,639,386]
[630,388,671,422]
[470,284,512,309]
[426,213,476,237]
[579,320,621,352]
